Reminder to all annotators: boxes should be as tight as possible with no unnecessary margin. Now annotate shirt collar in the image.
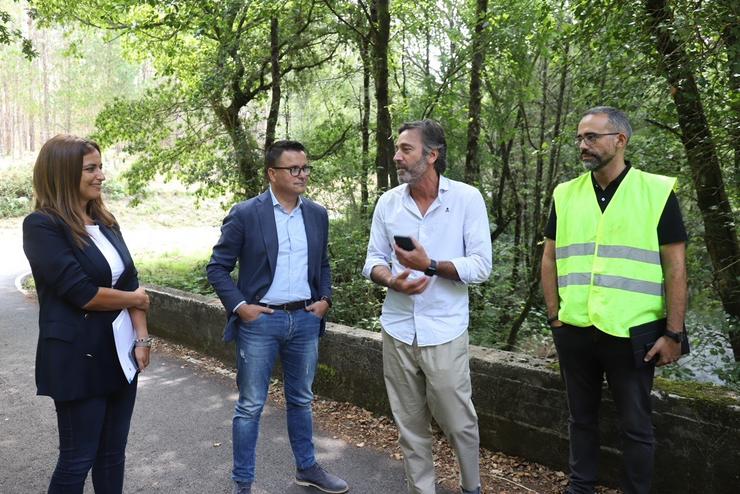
[591,160,632,192]
[268,185,303,211]
[438,174,450,194]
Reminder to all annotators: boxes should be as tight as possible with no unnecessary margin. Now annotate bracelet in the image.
[134,336,153,348]
[547,315,559,325]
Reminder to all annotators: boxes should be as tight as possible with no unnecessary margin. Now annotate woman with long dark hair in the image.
[23,134,150,493]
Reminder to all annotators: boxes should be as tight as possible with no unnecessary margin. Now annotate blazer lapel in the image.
[256,191,278,276]
[302,201,317,284]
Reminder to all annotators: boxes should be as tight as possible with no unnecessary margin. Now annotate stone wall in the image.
[146,286,740,493]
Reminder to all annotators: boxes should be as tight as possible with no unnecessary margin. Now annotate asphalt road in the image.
[0,227,424,494]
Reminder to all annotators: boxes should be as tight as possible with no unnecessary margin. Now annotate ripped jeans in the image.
[232,309,321,484]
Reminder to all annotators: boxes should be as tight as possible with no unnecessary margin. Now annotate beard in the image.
[581,151,612,171]
[396,156,428,185]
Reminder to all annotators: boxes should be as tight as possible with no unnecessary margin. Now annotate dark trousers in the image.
[49,378,137,494]
[552,325,655,494]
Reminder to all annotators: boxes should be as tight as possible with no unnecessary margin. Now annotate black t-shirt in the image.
[544,163,688,245]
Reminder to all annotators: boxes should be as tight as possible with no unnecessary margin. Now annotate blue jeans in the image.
[232,309,321,483]
[49,378,138,494]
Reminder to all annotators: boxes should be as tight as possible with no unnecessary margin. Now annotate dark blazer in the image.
[206,190,332,342]
[22,211,139,401]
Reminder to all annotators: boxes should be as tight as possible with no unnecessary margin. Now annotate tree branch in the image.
[645,118,683,139]
[310,125,354,160]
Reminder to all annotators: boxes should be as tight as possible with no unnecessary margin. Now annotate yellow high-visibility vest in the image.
[553,167,675,337]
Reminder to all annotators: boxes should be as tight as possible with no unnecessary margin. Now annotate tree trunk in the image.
[529,60,548,262]
[512,201,523,286]
[464,0,488,185]
[1,78,8,154]
[719,0,739,196]
[645,0,740,360]
[42,30,50,143]
[26,15,35,151]
[213,101,262,198]
[359,35,371,216]
[545,41,569,199]
[370,0,395,192]
[505,279,540,350]
[265,16,281,153]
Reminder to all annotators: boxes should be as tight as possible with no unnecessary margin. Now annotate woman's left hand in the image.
[134,346,150,371]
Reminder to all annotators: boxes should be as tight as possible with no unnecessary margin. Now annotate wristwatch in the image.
[424,259,438,276]
[663,328,685,343]
[319,296,333,308]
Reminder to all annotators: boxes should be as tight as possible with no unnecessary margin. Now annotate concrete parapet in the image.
[146,285,739,493]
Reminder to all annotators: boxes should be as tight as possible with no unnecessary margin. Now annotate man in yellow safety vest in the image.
[541,106,688,494]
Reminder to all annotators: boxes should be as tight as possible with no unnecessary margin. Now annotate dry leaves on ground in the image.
[153,338,619,494]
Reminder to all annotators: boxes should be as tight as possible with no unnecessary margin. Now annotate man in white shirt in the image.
[362,119,492,494]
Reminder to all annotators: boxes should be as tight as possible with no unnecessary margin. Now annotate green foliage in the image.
[136,253,214,297]
[19,0,738,380]
[32,0,340,198]
[0,1,36,59]
[1,6,147,148]
[327,216,384,331]
[0,164,33,218]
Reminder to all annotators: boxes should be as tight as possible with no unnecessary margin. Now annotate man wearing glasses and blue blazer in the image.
[207,140,348,494]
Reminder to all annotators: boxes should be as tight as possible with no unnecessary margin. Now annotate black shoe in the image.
[295,463,349,493]
[232,480,252,494]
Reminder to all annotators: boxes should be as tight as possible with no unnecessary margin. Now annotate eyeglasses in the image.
[574,132,621,145]
[271,165,312,176]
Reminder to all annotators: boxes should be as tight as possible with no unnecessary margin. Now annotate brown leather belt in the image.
[258,300,311,311]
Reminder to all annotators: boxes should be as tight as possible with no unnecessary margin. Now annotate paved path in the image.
[0,227,424,494]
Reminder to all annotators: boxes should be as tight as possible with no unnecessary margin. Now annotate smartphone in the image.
[393,235,415,251]
[129,345,140,371]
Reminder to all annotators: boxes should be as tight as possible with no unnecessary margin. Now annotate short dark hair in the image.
[582,106,633,141]
[398,119,447,174]
[265,140,307,169]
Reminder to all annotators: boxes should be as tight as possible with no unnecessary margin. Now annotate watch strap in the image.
[424,259,438,276]
[664,328,684,343]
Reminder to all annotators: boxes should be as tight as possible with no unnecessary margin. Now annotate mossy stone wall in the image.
[147,286,739,493]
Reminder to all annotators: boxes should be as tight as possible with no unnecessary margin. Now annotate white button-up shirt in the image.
[362,176,492,346]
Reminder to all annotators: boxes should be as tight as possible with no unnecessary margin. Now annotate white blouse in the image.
[85,225,125,285]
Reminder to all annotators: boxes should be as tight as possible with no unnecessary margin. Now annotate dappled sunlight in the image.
[199,393,235,412]
[146,374,192,388]
[314,436,349,462]
[268,432,290,447]
[129,449,188,476]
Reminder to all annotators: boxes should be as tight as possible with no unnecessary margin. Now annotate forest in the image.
[1,0,737,384]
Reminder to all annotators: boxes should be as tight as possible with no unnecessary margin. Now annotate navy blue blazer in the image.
[22,211,139,401]
[206,190,332,342]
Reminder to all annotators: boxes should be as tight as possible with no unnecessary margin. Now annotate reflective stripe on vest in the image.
[556,242,664,296]
[557,272,591,287]
[597,245,661,265]
[593,274,664,296]
[556,242,595,258]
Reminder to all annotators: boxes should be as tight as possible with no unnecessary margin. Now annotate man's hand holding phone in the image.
[393,235,434,274]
